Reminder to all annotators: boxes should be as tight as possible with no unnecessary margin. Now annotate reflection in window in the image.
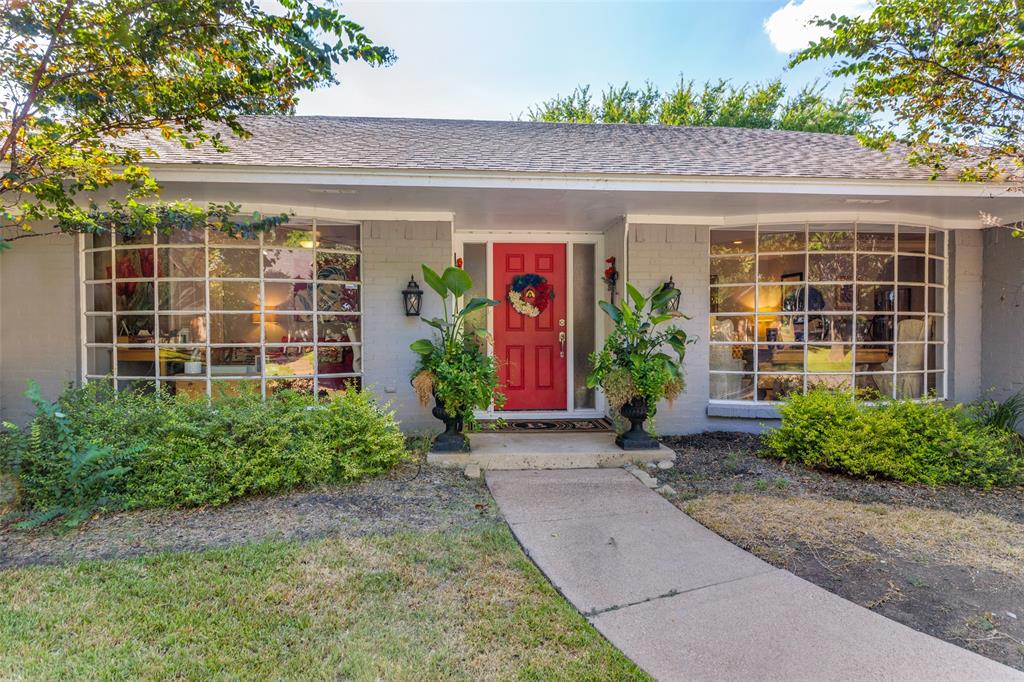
[82,220,362,398]
[709,223,945,402]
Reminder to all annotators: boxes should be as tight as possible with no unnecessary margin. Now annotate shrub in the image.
[764,390,1024,488]
[1,381,408,523]
[1,383,131,528]
[967,390,1024,434]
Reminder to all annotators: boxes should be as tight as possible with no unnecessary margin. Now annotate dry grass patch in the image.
[0,524,647,681]
[685,494,1024,578]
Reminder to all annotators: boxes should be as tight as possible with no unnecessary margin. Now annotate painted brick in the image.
[0,232,79,423]
[625,223,761,434]
[950,231,983,402]
[980,227,1024,408]
[361,220,452,432]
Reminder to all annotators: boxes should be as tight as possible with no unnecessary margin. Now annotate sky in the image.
[295,0,873,120]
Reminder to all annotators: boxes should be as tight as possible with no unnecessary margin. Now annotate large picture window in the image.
[81,219,362,398]
[709,223,946,402]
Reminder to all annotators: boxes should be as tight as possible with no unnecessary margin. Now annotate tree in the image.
[790,0,1024,184]
[0,0,394,249]
[526,77,869,134]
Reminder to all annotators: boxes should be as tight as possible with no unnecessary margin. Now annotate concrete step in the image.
[426,431,675,470]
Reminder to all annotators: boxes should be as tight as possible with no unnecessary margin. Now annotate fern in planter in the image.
[410,264,504,452]
[588,282,694,449]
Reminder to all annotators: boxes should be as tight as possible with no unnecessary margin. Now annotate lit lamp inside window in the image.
[757,286,783,342]
[402,276,423,316]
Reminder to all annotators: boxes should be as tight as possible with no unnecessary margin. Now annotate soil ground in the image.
[659,432,1024,672]
[0,455,497,570]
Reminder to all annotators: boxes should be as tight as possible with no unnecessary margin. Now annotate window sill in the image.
[706,403,781,420]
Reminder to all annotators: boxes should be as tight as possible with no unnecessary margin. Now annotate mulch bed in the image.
[0,455,497,570]
[659,432,1024,671]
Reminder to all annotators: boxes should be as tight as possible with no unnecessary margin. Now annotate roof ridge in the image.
[233,114,855,140]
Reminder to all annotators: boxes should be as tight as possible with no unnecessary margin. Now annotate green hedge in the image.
[763,390,1024,488]
[2,382,408,520]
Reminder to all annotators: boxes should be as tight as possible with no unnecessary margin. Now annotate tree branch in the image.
[0,0,76,164]
[892,38,1024,105]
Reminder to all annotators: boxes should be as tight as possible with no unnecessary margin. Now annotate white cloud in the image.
[764,0,873,54]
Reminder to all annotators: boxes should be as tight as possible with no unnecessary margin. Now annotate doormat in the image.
[481,418,613,432]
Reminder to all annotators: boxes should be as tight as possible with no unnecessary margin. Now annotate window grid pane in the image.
[708,223,946,403]
[81,221,362,398]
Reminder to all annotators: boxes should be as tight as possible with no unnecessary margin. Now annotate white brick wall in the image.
[950,230,983,402]
[980,227,1024,403]
[604,218,627,337]
[625,223,763,434]
[361,220,452,431]
[0,232,80,423]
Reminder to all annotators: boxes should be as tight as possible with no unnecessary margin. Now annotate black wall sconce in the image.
[402,276,423,316]
[661,275,681,312]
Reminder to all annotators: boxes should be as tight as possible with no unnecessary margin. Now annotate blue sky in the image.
[296,0,871,120]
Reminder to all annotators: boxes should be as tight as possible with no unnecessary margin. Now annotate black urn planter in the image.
[430,393,470,453]
[615,396,660,450]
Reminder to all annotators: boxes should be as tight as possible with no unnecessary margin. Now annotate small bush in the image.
[1,382,408,523]
[764,390,1024,488]
[967,390,1024,434]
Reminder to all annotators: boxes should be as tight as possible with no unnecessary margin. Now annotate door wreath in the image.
[508,273,554,318]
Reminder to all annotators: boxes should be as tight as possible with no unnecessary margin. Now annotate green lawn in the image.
[0,524,646,681]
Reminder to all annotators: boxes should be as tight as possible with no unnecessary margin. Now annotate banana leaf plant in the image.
[588,282,694,447]
[410,264,498,357]
[409,264,503,451]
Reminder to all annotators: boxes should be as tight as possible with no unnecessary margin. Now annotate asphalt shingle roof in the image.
[136,116,941,181]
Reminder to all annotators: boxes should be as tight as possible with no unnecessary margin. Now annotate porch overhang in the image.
[148,163,1019,233]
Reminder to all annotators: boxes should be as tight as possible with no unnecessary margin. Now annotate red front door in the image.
[493,243,568,410]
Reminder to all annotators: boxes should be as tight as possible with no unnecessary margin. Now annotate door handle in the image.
[559,330,566,358]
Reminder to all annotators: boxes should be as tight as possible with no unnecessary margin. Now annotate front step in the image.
[426,431,675,470]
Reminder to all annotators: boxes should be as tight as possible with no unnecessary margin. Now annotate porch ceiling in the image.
[157,179,1024,232]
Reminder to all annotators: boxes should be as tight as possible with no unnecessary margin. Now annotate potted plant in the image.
[410,264,504,452]
[184,348,204,375]
[588,282,693,450]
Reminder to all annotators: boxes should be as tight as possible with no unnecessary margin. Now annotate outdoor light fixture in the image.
[661,276,681,312]
[402,276,424,316]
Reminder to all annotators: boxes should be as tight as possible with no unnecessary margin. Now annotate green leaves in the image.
[1,0,394,242]
[410,339,436,356]
[765,389,1024,487]
[598,300,622,324]
[665,331,691,358]
[461,297,500,318]
[626,282,646,312]
[421,265,480,300]
[649,283,679,312]
[789,0,1024,193]
[589,281,695,416]
[5,380,408,527]
[527,77,869,135]
[410,262,503,419]
[421,265,448,299]
[441,267,473,298]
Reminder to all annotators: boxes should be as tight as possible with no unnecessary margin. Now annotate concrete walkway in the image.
[487,468,1023,682]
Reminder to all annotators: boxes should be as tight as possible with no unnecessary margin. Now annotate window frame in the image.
[79,219,363,398]
[708,222,947,404]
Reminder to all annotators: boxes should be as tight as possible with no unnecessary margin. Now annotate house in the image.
[2,116,1022,433]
